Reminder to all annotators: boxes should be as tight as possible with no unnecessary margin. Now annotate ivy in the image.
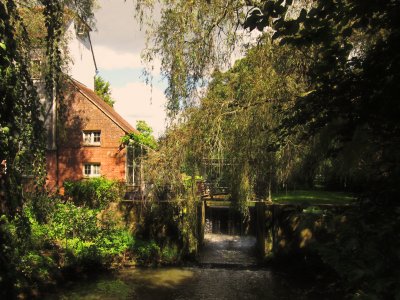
[0,0,46,213]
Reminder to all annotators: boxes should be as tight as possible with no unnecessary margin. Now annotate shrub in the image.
[161,243,180,264]
[131,239,161,264]
[64,178,124,209]
[49,202,99,241]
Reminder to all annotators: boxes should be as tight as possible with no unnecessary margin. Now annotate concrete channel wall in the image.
[255,203,354,259]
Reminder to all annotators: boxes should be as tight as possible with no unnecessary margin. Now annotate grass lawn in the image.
[206,200,257,207]
[272,190,357,205]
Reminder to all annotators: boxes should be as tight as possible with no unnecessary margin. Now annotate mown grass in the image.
[204,190,356,207]
[272,190,357,205]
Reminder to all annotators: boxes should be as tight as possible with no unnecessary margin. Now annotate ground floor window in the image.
[83,163,101,177]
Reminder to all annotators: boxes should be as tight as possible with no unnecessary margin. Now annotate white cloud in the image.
[94,45,142,70]
[113,81,167,137]
[94,45,162,77]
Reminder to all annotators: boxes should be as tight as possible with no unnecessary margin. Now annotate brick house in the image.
[35,13,140,191]
[46,79,139,191]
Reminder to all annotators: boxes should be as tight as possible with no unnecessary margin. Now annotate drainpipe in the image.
[88,31,99,88]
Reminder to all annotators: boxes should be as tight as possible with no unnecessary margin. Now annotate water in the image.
[45,234,341,299]
[198,233,258,266]
[45,267,319,300]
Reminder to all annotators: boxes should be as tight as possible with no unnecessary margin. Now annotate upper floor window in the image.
[76,22,88,37]
[83,163,100,177]
[83,131,101,146]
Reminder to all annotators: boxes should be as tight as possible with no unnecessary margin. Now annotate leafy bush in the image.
[96,229,134,258]
[161,243,180,264]
[64,177,124,209]
[131,239,161,264]
[47,201,134,268]
[28,193,58,223]
[49,202,99,240]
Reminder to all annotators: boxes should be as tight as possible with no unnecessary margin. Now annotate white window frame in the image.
[83,163,101,177]
[83,131,101,146]
[76,22,87,37]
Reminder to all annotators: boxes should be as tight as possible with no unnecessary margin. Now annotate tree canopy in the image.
[95,75,115,107]
[133,0,400,200]
[121,120,158,150]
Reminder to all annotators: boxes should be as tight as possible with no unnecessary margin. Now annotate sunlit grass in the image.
[272,190,356,205]
[205,190,357,206]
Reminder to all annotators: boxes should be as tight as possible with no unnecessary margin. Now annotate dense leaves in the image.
[0,0,46,214]
[244,0,400,199]
[95,75,115,107]
[64,177,124,209]
[133,0,268,117]
[121,120,158,149]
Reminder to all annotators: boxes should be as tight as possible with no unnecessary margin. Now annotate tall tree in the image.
[94,75,115,107]
[133,0,266,117]
[243,0,400,198]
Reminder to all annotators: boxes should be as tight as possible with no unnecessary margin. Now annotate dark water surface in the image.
[45,267,326,300]
[45,234,341,299]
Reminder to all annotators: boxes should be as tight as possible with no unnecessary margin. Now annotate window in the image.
[83,163,100,177]
[83,131,101,145]
[76,22,87,37]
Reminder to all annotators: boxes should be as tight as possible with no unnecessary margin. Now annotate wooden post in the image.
[256,201,266,257]
[197,200,205,246]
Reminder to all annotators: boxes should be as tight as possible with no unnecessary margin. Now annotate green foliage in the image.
[134,0,257,116]
[245,0,400,199]
[137,200,197,259]
[273,190,356,205]
[121,120,158,150]
[0,209,58,299]
[230,162,253,221]
[94,75,115,107]
[64,177,124,209]
[44,201,134,267]
[49,202,99,240]
[316,205,400,299]
[131,239,161,264]
[131,239,180,265]
[0,0,46,213]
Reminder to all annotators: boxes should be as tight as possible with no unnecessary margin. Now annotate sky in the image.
[90,0,167,137]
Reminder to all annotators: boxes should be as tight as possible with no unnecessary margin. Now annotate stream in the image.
[45,233,341,299]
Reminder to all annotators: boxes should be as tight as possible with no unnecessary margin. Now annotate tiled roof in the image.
[71,79,138,134]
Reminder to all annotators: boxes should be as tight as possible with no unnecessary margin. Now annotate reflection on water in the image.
[45,267,312,300]
[45,234,341,299]
[198,233,258,266]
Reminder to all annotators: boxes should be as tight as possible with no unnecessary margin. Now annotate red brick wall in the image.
[46,85,128,190]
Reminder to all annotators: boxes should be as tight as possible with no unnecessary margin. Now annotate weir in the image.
[197,199,353,263]
[196,200,262,267]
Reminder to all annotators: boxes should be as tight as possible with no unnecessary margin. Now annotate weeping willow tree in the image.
[184,40,310,219]
[133,0,399,197]
[130,1,313,221]
[132,0,269,115]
